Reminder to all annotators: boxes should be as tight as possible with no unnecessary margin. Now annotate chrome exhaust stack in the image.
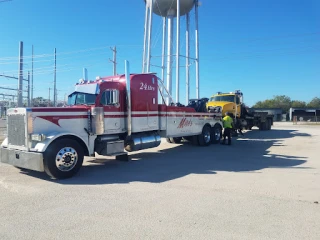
[124,60,132,136]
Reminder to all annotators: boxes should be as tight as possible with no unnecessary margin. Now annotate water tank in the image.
[144,0,195,17]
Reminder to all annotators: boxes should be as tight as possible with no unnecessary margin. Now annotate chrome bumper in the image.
[0,147,44,172]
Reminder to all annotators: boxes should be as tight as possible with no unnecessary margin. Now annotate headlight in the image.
[31,134,46,141]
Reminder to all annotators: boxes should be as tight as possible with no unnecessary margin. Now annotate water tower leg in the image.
[195,0,200,99]
[186,13,190,105]
[166,16,174,105]
[175,0,180,103]
[146,0,153,73]
[142,4,149,73]
[161,17,166,91]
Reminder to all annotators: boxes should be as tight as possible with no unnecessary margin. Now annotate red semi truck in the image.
[0,61,223,179]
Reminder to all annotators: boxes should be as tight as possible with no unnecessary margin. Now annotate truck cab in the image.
[206,91,243,118]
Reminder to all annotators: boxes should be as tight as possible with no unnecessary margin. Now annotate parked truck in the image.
[206,90,274,132]
[0,61,223,179]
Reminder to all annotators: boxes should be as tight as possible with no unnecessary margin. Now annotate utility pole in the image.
[31,45,34,106]
[109,46,117,75]
[18,41,23,107]
[27,71,30,107]
[48,87,51,107]
[53,48,57,107]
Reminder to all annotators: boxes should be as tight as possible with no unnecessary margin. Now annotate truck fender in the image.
[33,132,89,156]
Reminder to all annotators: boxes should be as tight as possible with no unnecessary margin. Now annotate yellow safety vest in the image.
[223,115,233,128]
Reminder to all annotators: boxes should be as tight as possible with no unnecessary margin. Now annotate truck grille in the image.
[7,114,26,146]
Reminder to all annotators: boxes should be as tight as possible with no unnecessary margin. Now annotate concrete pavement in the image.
[0,122,319,239]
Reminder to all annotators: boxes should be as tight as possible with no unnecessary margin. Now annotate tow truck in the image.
[0,61,223,179]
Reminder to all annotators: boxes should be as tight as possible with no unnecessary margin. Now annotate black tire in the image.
[259,121,267,131]
[211,124,222,144]
[191,135,199,145]
[267,119,272,130]
[170,137,182,144]
[198,125,212,146]
[43,138,84,179]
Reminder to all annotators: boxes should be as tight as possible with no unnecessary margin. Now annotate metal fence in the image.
[293,116,320,125]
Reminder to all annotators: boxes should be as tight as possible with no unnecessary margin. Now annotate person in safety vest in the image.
[221,112,234,145]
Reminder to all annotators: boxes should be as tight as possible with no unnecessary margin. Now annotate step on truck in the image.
[0,60,223,179]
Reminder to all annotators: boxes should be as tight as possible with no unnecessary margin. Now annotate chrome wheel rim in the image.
[204,129,211,143]
[55,147,78,172]
[214,128,221,141]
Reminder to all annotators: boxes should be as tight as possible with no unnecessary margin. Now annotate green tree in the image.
[252,95,291,113]
[307,97,320,108]
[253,95,320,113]
[291,100,306,108]
[272,95,291,113]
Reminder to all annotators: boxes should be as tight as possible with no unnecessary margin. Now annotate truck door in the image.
[100,86,121,132]
[147,93,158,128]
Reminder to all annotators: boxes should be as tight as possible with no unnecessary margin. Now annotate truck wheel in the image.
[259,121,267,131]
[267,119,272,130]
[259,123,263,130]
[170,137,182,144]
[211,124,222,144]
[43,139,84,179]
[198,125,211,146]
[192,135,199,145]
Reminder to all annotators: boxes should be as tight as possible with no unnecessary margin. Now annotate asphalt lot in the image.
[0,122,319,240]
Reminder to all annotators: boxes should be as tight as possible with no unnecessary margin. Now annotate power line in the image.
[0,44,144,61]
[0,74,28,81]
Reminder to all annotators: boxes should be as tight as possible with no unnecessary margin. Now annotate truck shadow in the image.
[20,129,310,184]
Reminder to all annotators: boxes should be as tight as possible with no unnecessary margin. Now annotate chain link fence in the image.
[293,116,320,125]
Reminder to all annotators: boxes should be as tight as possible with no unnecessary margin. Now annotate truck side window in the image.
[101,89,119,105]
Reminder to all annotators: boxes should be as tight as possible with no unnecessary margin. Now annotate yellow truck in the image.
[206,90,273,131]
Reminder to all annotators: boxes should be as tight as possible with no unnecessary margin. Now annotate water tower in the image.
[142,0,200,104]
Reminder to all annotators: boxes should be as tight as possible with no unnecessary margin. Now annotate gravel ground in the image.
[0,122,319,240]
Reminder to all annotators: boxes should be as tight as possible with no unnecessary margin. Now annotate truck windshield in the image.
[210,95,235,102]
[68,92,96,105]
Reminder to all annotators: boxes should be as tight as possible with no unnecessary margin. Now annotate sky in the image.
[0,0,319,107]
